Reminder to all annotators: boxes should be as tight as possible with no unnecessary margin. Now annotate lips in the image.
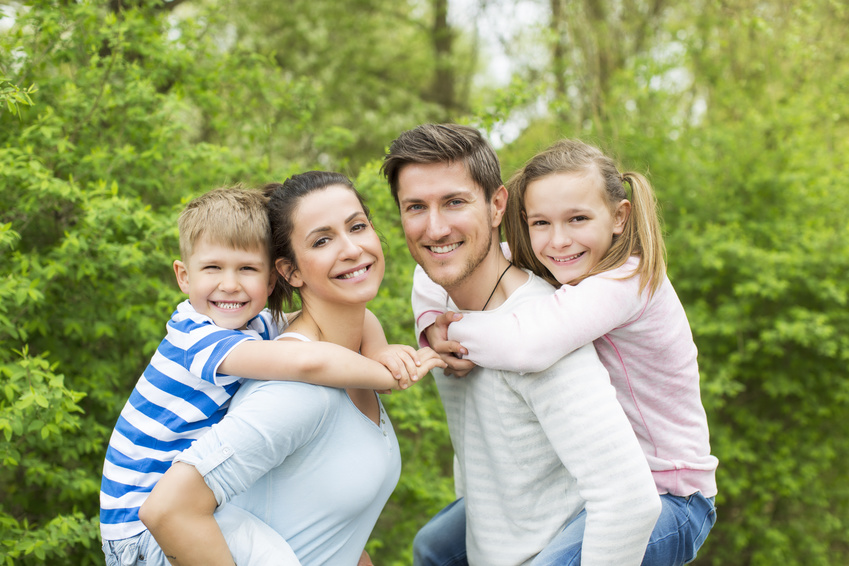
[337,265,370,279]
[550,251,584,263]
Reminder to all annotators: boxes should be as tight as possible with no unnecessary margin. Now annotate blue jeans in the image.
[413,493,717,566]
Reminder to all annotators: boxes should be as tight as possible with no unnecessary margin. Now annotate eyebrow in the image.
[400,189,474,206]
[305,211,365,239]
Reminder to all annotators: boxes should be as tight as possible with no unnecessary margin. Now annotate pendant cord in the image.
[481,262,512,311]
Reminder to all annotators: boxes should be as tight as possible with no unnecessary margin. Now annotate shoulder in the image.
[230,380,336,429]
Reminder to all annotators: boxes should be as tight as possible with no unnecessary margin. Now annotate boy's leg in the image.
[214,503,302,566]
[413,498,468,566]
[101,530,170,566]
[642,493,717,565]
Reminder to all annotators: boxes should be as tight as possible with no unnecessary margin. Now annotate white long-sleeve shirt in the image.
[421,270,660,566]
[413,256,718,498]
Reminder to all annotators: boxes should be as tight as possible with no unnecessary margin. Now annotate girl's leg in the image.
[413,498,468,566]
[642,493,717,565]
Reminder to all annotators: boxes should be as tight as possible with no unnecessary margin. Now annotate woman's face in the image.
[278,184,384,307]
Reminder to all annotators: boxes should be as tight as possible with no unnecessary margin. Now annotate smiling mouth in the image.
[428,242,461,254]
[213,301,246,310]
[337,266,370,279]
[550,252,584,263]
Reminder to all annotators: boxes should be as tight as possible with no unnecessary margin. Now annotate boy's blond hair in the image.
[178,185,271,263]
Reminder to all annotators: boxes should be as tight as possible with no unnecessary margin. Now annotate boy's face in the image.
[173,238,275,330]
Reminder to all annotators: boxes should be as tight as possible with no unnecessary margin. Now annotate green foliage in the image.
[2,0,846,563]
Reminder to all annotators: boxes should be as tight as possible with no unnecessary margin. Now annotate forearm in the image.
[221,340,398,390]
[450,277,638,373]
[140,463,236,566]
[411,264,449,347]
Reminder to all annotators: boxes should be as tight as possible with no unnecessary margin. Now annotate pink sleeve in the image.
[447,270,648,373]
[410,264,448,348]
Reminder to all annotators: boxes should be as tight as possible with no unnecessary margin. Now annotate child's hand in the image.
[373,344,422,390]
[415,347,448,379]
[423,311,476,378]
[358,550,374,566]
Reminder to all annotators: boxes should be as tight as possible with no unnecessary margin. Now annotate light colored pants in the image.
[102,504,301,566]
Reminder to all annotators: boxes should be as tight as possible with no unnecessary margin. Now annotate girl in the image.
[141,171,445,566]
[414,139,717,565]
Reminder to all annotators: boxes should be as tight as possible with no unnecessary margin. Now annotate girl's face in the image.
[524,170,629,285]
[278,185,384,307]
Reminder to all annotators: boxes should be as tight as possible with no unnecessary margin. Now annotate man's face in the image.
[397,161,498,290]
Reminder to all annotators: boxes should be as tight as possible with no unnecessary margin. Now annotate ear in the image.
[490,185,508,228]
[173,260,191,294]
[266,267,277,297]
[276,258,303,288]
[612,199,631,235]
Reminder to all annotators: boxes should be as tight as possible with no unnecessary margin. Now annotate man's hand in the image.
[423,311,476,377]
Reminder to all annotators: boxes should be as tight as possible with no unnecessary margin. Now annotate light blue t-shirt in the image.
[176,335,401,565]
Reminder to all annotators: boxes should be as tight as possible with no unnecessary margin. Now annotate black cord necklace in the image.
[481,262,512,311]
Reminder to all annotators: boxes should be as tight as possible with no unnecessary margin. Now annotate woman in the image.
[141,171,444,565]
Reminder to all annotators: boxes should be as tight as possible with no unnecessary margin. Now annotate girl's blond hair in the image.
[504,139,666,296]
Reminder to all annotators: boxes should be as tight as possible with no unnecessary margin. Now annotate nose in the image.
[425,210,451,241]
[218,270,241,292]
[551,224,572,248]
[338,234,362,261]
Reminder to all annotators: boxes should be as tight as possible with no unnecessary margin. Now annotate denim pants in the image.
[413,493,716,566]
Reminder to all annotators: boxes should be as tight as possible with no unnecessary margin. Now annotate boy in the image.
[100,186,417,565]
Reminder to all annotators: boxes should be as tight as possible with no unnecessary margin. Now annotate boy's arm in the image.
[140,463,235,566]
[220,338,445,390]
[360,309,418,388]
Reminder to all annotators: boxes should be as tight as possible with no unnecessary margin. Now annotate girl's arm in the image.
[449,269,647,374]
[411,265,476,376]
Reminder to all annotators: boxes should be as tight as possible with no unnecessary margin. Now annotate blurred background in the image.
[1,0,846,563]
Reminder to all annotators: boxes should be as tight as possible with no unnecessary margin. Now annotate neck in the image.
[287,298,365,351]
[445,243,515,312]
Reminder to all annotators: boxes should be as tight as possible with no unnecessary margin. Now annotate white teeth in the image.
[430,243,460,254]
[339,267,368,279]
[215,302,244,309]
[552,252,583,263]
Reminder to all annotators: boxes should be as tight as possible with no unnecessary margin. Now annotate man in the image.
[382,124,660,566]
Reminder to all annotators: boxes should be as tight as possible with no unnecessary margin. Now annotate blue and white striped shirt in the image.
[99,300,279,541]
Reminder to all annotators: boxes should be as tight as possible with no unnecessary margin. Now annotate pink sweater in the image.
[413,256,718,497]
